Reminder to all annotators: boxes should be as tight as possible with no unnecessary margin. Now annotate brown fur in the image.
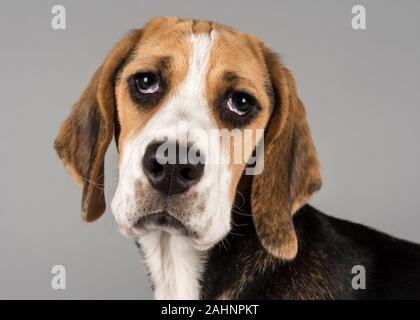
[251,48,322,260]
[54,29,143,222]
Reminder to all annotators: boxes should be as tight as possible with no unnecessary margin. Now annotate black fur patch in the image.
[201,175,420,299]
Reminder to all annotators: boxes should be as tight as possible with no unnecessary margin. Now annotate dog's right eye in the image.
[128,72,165,107]
[134,72,160,94]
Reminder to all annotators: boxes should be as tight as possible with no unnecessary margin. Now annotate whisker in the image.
[231,221,252,227]
[221,239,229,251]
[231,208,252,217]
[232,202,248,215]
[229,231,245,238]
[223,238,232,251]
[235,190,245,208]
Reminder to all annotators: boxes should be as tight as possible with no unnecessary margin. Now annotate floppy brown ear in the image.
[251,48,322,260]
[54,29,142,222]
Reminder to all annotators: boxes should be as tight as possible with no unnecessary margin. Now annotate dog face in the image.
[111,18,272,250]
[55,17,321,260]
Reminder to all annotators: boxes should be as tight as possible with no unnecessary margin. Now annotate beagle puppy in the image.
[54,17,420,299]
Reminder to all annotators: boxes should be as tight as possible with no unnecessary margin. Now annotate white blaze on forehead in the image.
[179,32,215,111]
[163,31,219,144]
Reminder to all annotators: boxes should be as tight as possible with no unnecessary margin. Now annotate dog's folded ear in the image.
[251,47,322,260]
[54,29,142,222]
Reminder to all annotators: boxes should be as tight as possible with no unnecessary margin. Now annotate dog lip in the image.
[134,211,195,237]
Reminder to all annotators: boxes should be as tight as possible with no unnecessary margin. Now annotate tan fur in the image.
[116,20,192,154]
[205,30,273,201]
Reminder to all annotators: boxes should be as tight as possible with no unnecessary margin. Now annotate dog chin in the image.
[116,219,227,252]
[117,223,185,238]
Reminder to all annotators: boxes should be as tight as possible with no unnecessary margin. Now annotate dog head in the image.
[54,17,321,260]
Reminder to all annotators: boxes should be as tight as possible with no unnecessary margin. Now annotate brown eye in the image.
[135,72,160,94]
[227,92,255,115]
[128,71,166,107]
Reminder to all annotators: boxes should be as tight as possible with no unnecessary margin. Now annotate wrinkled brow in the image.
[114,55,172,86]
[223,71,256,90]
[222,71,274,106]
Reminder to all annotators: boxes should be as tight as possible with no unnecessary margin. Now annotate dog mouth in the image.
[133,211,196,237]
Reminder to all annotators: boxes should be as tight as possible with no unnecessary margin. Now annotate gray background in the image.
[0,0,419,299]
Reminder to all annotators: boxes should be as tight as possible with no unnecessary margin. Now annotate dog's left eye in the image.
[134,72,160,94]
[227,92,255,116]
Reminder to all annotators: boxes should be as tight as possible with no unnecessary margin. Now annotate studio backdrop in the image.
[0,0,419,299]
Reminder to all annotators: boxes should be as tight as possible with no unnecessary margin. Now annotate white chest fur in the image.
[138,231,206,300]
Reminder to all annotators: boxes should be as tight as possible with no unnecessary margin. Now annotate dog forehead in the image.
[133,17,266,72]
[115,18,271,145]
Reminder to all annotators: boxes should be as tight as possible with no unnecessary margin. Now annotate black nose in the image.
[142,142,205,195]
